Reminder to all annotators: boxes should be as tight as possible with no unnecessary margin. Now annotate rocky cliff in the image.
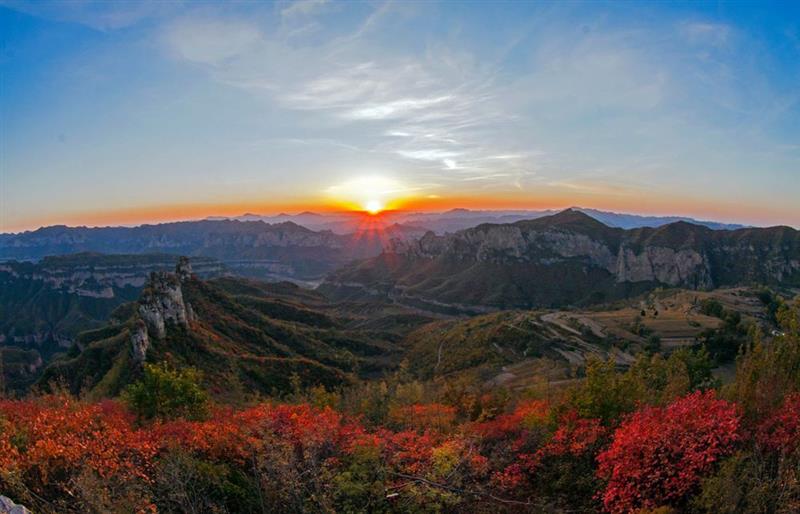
[0,254,220,392]
[133,257,194,360]
[324,210,800,310]
[138,272,190,340]
[0,253,221,349]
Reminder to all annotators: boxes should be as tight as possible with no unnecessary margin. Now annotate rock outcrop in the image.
[130,319,150,363]
[615,246,713,288]
[137,263,192,340]
[176,255,193,280]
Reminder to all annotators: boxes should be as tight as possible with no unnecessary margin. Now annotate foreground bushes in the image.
[1,388,798,513]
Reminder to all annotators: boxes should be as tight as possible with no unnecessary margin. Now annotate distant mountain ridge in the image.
[203,207,748,234]
[0,219,426,281]
[321,209,800,311]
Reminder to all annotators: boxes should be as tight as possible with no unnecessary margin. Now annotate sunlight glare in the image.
[365,199,383,214]
[326,175,408,213]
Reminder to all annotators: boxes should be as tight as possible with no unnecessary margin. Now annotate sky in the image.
[1,0,799,232]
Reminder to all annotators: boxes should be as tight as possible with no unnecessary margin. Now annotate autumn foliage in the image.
[757,393,800,455]
[0,388,797,512]
[597,391,742,513]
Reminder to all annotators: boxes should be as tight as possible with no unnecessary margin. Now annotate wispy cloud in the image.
[347,95,454,120]
[9,0,792,226]
[160,7,533,185]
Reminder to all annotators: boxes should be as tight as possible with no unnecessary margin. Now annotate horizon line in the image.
[3,205,798,235]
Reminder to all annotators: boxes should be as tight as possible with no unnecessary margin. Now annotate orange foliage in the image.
[0,396,157,480]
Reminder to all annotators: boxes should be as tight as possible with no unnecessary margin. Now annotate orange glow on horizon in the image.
[3,191,797,233]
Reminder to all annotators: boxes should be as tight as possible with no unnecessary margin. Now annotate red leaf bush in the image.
[597,390,741,513]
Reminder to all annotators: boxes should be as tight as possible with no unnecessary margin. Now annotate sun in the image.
[325,176,407,213]
[364,199,383,214]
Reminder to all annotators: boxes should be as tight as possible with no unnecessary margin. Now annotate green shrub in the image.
[123,362,209,420]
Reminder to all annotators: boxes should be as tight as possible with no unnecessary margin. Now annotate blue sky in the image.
[1,0,799,231]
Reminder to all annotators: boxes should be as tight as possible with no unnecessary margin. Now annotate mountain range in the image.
[0,208,750,283]
[322,209,800,311]
[205,206,747,234]
[0,219,427,281]
[2,208,796,393]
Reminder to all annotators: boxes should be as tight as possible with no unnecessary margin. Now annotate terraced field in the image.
[403,287,771,391]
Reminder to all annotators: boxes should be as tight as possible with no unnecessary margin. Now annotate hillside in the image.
[322,209,800,311]
[38,258,409,401]
[403,286,771,391]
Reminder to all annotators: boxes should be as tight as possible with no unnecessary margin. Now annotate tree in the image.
[645,334,662,354]
[569,358,638,424]
[727,298,800,420]
[124,362,209,421]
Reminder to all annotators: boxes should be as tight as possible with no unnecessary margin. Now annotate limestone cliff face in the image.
[614,246,713,288]
[0,254,218,355]
[0,255,223,299]
[395,226,616,268]
[132,258,197,362]
[531,231,617,271]
[199,225,345,249]
[382,211,800,292]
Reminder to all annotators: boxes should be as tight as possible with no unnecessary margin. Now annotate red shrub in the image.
[490,410,605,492]
[542,411,606,458]
[596,391,741,513]
[757,393,800,454]
[155,402,363,463]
